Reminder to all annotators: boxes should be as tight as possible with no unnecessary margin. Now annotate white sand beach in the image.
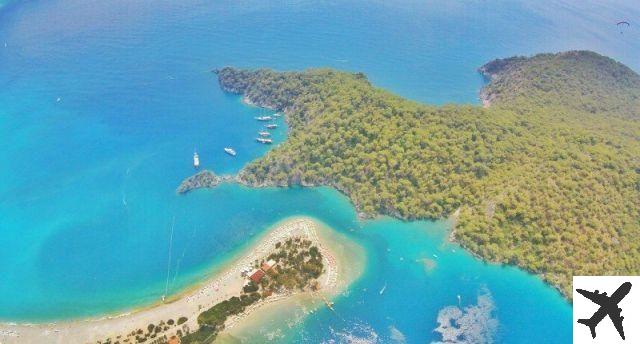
[0,217,363,344]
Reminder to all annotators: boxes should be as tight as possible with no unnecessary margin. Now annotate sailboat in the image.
[193,151,200,169]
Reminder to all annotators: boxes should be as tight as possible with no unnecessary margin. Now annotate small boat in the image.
[224,147,237,156]
[258,131,271,137]
[193,152,200,169]
[432,254,438,259]
[256,137,273,144]
[379,282,387,295]
[266,124,278,129]
[254,116,272,121]
[273,113,282,117]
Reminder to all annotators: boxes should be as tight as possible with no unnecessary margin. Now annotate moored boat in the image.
[258,131,271,137]
[254,116,272,121]
[193,151,200,168]
[224,147,237,156]
[266,124,278,129]
[256,137,273,144]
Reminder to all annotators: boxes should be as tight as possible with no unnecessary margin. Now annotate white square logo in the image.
[573,276,640,343]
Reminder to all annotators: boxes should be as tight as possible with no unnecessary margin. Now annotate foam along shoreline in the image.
[0,217,364,344]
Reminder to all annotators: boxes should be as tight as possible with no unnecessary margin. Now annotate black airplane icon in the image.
[576,281,632,340]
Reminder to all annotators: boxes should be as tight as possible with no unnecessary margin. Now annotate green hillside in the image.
[216,51,640,297]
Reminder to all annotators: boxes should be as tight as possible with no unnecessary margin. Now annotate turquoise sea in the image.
[1,0,638,342]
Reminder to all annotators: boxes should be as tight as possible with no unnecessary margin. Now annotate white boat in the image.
[258,131,271,137]
[256,137,273,144]
[273,113,282,117]
[224,147,237,156]
[266,124,278,129]
[193,152,200,168]
[379,282,387,295]
[254,116,272,121]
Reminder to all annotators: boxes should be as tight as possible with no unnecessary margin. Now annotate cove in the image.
[2,0,636,342]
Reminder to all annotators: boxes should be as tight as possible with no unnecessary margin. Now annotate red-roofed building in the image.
[249,269,266,283]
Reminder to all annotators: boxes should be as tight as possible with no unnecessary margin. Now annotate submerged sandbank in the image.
[0,217,364,344]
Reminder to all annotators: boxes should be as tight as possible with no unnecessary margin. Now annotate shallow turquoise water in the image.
[1,0,638,342]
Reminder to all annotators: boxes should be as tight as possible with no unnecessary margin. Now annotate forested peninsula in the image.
[216,51,640,298]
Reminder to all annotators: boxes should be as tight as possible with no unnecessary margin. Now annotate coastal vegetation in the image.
[216,51,640,297]
[181,236,324,343]
[95,317,188,344]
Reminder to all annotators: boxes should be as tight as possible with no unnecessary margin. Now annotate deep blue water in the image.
[1,0,638,342]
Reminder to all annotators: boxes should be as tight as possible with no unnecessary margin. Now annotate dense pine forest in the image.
[216,51,640,297]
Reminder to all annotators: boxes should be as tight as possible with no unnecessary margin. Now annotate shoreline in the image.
[0,217,362,344]
[218,220,365,342]
[220,73,575,300]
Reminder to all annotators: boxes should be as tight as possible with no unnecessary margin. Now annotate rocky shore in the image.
[176,170,220,194]
[176,170,236,194]
[477,56,524,108]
